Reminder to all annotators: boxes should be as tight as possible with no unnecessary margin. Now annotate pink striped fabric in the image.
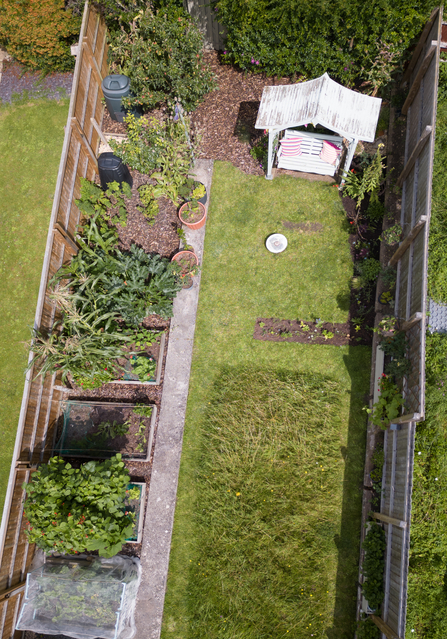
[280,137,303,157]
[319,140,341,165]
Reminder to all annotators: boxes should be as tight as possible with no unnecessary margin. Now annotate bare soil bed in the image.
[57,403,153,459]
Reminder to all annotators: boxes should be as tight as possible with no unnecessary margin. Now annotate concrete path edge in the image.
[134,159,214,639]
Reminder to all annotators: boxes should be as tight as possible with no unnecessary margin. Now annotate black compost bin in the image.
[102,74,137,122]
[98,153,133,190]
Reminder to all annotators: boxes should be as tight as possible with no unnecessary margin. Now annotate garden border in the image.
[0,4,108,637]
[357,8,443,639]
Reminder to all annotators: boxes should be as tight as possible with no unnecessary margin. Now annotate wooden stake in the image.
[388,217,427,267]
[373,512,407,528]
[397,126,432,187]
[370,614,403,639]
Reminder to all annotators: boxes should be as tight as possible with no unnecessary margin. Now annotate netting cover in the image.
[16,556,141,639]
[55,401,153,459]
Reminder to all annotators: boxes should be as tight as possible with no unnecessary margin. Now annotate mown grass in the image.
[0,98,68,517]
[162,162,371,639]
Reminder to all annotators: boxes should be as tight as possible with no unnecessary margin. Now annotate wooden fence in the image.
[366,8,443,639]
[0,3,107,637]
[184,0,226,50]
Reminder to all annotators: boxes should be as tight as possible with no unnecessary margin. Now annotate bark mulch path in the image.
[191,52,292,175]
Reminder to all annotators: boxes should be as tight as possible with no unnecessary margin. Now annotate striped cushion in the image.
[319,140,341,165]
[280,137,303,157]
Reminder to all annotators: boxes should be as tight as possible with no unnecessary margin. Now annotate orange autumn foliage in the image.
[0,0,80,72]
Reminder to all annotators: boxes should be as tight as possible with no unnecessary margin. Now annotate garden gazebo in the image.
[255,73,382,181]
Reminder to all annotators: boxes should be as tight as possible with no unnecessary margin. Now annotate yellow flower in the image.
[236,492,241,496]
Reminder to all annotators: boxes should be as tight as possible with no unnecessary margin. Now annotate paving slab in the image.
[134,159,214,639]
[428,298,447,333]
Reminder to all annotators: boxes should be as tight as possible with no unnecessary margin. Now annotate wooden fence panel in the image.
[184,0,226,50]
[0,4,108,637]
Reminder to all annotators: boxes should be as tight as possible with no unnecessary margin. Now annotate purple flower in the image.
[256,60,259,65]
[223,50,227,54]
[251,58,255,64]
[344,67,348,71]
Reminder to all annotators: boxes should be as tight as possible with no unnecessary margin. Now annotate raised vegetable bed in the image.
[54,401,156,461]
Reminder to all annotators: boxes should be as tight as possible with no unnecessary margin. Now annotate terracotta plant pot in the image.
[171,250,199,289]
[178,201,207,230]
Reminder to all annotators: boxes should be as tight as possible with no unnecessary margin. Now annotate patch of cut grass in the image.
[162,162,370,639]
[0,99,68,517]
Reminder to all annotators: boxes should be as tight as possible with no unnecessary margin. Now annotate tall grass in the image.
[186,367,346,638]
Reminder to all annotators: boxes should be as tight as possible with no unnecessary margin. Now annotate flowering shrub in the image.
[108,6,216,112]
[0,0,80,72]
[23,455,134,557]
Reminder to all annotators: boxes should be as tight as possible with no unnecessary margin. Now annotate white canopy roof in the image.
[255,73,382,142]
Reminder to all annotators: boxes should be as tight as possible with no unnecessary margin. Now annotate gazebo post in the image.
[266,129,274,180]
[340,138,358,185]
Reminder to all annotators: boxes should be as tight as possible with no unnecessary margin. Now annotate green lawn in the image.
[162,162,371,639]
[0,98,68,517]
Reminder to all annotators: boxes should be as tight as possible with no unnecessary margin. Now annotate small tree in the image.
[23,455,134,557]
[0,0,80,72]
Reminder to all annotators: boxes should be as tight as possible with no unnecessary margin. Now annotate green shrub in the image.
[356,616,381,639]
[23,455,134,557]
[362,521,386,610]
[0,0,80,72]
[343,145,385,212]
[108,6,216,112]
[357,258,382,284]
[214,0,432,89]
[366,374,405,428]
[380,223,402,245]
[27,326,129,387]
[380,331,411,379]
[380,266,397,288]
[109,113,195,177]
[250,134,269,170]
[365,200,386,223]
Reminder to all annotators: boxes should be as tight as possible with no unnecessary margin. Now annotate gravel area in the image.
[0,60,73,103]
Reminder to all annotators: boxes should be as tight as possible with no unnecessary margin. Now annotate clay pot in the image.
[178,201,207,230]
[171,250,199,289]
